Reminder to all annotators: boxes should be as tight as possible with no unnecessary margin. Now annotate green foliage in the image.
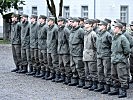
[0,0,25,15]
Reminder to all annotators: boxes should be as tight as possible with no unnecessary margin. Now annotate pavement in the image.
[0,44,133,100]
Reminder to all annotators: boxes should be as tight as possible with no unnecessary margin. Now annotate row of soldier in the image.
[10,13,133,98]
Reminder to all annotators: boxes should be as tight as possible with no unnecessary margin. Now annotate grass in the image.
[0,39,10,44]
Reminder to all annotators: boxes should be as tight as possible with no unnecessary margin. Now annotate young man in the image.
[26,15,39,76]
[82,19,98,90]
[11,14,21,72]
[108,22,130,98]
[34,15,48,78]
[129,21,133,83]
[45,17,59,81]
[68,17,85,88]
[56,17,72,83]
[94,21,112,94]
[18,14,30,74]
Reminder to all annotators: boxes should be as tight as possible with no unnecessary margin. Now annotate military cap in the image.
[68,17,73,20]
[11,13,19,18]
[120,22,126,26]
[94,19,100,23]
[48,16,55,22]
[84,17,88,21]
[30,14,38,19]
[72,17,80,22]
[98,20,108,26]
[21,14,28,18]
[104,18,111,23]
[114,19,122,23]
[57,16,66,22]
[78,17,84,21]
[85,19,94,24]
[39,15,47,19]
[113,22,123,28]
[130,21,133,26]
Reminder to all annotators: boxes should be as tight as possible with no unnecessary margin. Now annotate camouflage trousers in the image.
[111,62,128,88]
[12,44,21,67]
[47,53,59,74]
[97,57,111,84]
[38,49,47,71]
[84,61,98,81]
[59,54,72,77]
[70,56,85,79]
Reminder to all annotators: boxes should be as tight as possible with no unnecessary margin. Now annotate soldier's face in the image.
[72,21,78,27]
[84,23,92,29]
[30,18,36,23]
[11,17,16,22]
[47,20,54,26]
[130,26,133,30]
[68,20,73,26]
[99,24,106,30]
[39,18,43,23]
[57,20,63,26]
[113,26,120,33]
[21,17,25,22]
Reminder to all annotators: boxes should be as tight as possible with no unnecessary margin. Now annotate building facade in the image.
[0,0,133,36]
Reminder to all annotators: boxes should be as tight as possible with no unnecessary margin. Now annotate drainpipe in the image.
[94,0,96,19]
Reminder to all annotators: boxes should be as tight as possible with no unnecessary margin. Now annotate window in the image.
[81,6,88,17]
[32,6,37,15]
[47,8,52,17]
[120,6,128,23]
[63,6,70,18]
[18,7,23,15]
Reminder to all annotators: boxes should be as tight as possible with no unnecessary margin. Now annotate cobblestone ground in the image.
[0,44,133,100]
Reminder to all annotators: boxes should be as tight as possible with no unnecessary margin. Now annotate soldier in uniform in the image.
[108,23,130,98]
[56,17,72,83]
[11,14,21,72]
[94,21,112,94]
[34,15,48,78]
[26,15,39,76]
[82,19,98,90]
[128,21,133,83]
[68,17,85,88]
[45,17,59,81]
[18,14,30,74]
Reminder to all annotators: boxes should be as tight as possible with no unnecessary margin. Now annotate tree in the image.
[46,0,63,19]
[0,0,25,15]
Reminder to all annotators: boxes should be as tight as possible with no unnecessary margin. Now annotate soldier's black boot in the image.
[27,69,36,76]
[35,71,45,78]
[68,78,79,86]
[56,74,65,83]
[77,79,85,88]
[94,82,104,92]
[101,84,110,94]
[52,74,60,82]
[16,66,23,73]
[11,65,20,72]
[63,76,71,85]
[118,87,127,98]
[19,65,28,74]
[83,80,93,89]
[33,68,40,77]
[108,87,119,95]
[89,81,98,91]
[42,71,50,79]
[26,65,33,75]
[45,73,55,80]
